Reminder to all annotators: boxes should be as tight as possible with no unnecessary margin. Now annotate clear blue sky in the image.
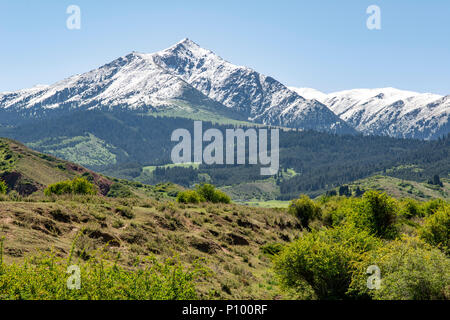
[0,0,449,94]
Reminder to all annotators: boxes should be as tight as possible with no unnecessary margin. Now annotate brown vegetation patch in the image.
[190,236,222,254]
[49,208,71,223]
[85,229,121,247]
[225,233,250,246]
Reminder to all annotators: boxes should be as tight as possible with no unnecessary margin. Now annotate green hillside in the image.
[0,139,449,300]
[0,138,300,299]
[0,137,114,196]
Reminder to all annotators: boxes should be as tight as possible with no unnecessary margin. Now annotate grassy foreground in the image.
[0,193,300,300]
[0,247,204,300]
[0,188,449,300]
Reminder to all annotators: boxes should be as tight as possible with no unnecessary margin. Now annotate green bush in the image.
[423,199,446,216]
[0,253,205,300]
[399,198,425,219]
[44,177,97,196]
[195,184,231,204]
[112,219,124,229]
[419,206,449,254]
[177,190,204,204]
[274,224,381,299]
[44,180,72,196]
[71,177,97,195]
[288,195,321,229]
[351,191,398,239]
[107,183,133,198]
[0,180,7,195]
[176,184,231,204]
[349,236,450,300]
[321,197,359,227]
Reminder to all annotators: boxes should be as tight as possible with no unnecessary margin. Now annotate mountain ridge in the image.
[1,38,447,139]
[290,87,449,139]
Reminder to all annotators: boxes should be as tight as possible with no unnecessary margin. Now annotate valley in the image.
[1,111,448,202]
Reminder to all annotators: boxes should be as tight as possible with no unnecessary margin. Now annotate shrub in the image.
[196,184,231,204]
[400,198,425,219]
[419,205,449,254]
[351,191,398,239]
[274,224,381,299]
[349,236,450,300]
[177,190,204,204]
[71,177,97,195]
[321,197,358,227]
[288,195,321,229]
[0,180,7,195]
[44,177,96,196]
[44,180,72,196]
[176,184,231,204]
[112,219,124,229]
[107,183,133,198]
[423,199,446,216]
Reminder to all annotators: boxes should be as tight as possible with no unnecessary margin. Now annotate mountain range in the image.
[290,87,449,140]
[0,38,448,139]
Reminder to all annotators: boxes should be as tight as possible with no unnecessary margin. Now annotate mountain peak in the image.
[164,38,202,53]
[5,40,445,138]
[177,37,196,45]
[0,38,356,135]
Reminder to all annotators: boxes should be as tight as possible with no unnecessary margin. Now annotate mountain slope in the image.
[2,39,446,138]
[326,175,449,201]
[0,137,112,195]
[0,39,354,134]
[0,137,300,299]
[290,87,449,139]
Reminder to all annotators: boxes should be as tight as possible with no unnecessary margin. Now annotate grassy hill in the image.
[0,137,188,200]
[0,138,300,299]
[0,194,302,299]
[1,138,449,300]
[0,137,113,196]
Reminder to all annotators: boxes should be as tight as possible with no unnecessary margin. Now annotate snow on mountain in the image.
[0,38,354,134]
[289,87,449,140]
[150,39,354,132]
[0,52,193,111]
[1,38,447,139]
[288,87,328,102]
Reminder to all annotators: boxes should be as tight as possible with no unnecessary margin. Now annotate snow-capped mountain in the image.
[2,38,447,139]
[0,48,242,123]
[0,38,354,134]
[290,87,449,140]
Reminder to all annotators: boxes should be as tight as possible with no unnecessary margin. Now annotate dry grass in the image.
[0,195,301,299]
